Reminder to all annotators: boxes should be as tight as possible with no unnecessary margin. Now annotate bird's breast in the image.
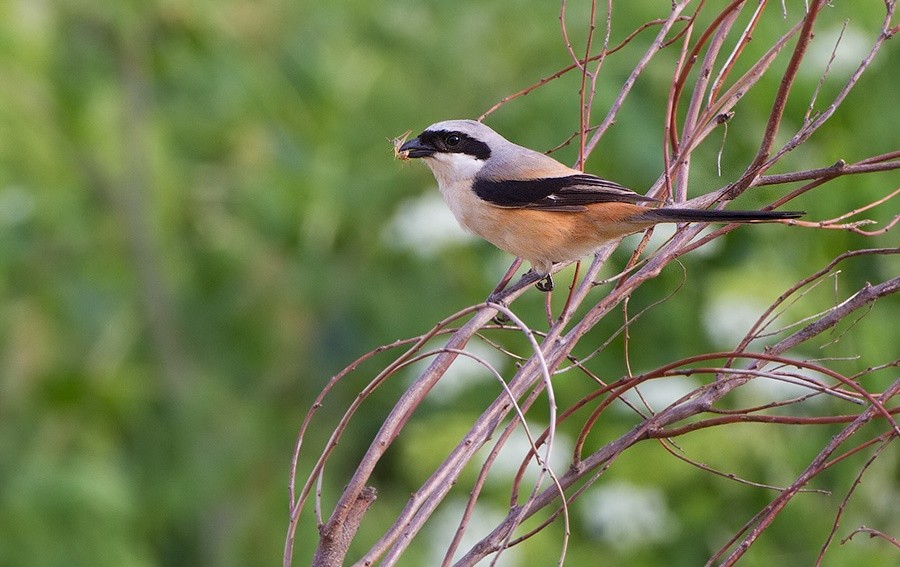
[435,178,581,261]
[434,180,649,273]
[436,178,491,235]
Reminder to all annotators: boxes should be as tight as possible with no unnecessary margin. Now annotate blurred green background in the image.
[0,1,897,566]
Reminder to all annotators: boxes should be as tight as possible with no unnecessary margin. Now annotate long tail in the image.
[638,207,804,224]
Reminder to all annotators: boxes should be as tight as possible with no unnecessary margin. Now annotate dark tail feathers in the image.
[639,208,804,224]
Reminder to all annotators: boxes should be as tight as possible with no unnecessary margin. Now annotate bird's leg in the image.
[488,258,523,299]
[487,286,511,324]
[487,267,543,324]
[487,288,512,325]
[487,261,538,304]
[489,271,554,324]
[535,274,554,292]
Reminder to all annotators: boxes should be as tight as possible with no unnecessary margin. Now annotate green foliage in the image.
[0,1,897,566]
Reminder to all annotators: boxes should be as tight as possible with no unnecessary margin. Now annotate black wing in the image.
[473,174,656,211]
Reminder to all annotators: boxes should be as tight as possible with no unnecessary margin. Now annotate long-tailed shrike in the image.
[398,119,803,291]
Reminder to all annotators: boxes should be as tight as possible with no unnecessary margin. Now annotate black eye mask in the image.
[416,130,492,160]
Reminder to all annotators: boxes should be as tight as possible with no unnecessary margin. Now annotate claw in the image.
[492,313,511,325]
[535,274,554,292]
[486,292,509,324]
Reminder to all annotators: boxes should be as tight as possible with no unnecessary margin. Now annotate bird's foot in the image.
[486,293,510,324]
[535,274,554,292]
[486,291,504,305]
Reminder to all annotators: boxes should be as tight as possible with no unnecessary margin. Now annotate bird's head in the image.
[399,120,505,185]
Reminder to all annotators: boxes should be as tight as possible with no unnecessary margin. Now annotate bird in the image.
[398,119,803,292]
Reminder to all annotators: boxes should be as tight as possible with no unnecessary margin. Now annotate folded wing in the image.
[473,174,656,212]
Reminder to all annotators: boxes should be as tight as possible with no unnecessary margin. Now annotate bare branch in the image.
[841,526,900,549]
[289,2,900,565]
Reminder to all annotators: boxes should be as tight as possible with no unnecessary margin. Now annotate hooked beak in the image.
[398,137,436,158]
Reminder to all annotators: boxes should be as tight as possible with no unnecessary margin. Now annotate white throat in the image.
[421,153,489,235]
[424,152,486,190]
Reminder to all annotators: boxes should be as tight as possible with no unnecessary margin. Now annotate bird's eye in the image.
[445,134,461,147]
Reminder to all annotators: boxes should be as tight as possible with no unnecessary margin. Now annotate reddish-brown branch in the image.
[754,157,900,186]
[816,439,893,565]
[290,2,900,564]
[311,487,377,567]
[731,247,900,360]
[841,526,900,549]
[452,275,899,565]
[667,0,750,152]
[708,0,768,104]
[658,437,831,494]
[714,380,900,566]
[479,17,688,121]
[583,2,695,159]
[654,407,900,438]
[706,430,896,567]
[736,0,827,193]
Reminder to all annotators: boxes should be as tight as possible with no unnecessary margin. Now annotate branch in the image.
[289,2,900,564]
[453,274,900,565]
[714,380,900,566]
